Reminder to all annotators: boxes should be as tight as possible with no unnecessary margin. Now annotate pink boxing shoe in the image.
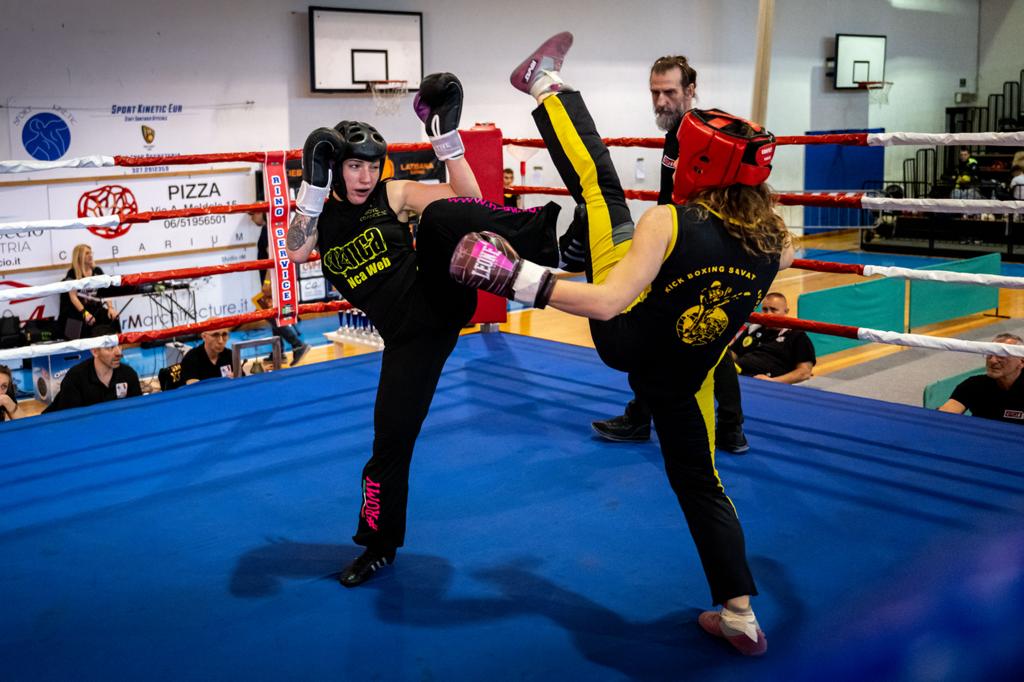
[510,32,574,98]
[698,609,768,656]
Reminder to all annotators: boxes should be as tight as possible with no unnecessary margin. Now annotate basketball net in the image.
[369,80,408,116]
[861,81,893,106]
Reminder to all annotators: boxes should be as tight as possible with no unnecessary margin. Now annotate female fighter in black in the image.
[451,34,794,656]
[286,73,559,587]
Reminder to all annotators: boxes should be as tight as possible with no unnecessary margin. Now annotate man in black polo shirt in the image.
[940,333,1023,425]
[43,326,142,413]
[731,293,816,384]
[179,328,234,384]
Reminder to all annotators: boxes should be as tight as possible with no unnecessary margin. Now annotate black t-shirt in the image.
[732,325,817,378]
[599,206,779,390]
[180,345,234,383]
[949,374,1024,424]
[43,357,142,413]
[60,265,107,321]
[658,125,680,206]
[316,181,418,337]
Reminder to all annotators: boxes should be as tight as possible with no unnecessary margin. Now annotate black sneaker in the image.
[338,548,396,588]
[717,429,750,454]
[290,343,311,366]
[591,413,651,442]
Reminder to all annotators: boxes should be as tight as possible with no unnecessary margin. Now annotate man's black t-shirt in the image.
[658,125,680,205]
[43,358,142,413]
[950,374,1024,424]
[180,345,234,382]
[732,325,816,378]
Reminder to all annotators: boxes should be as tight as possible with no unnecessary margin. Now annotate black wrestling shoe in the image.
[338,548,396,588]
[591,413,651,442]
[717,428,750,454]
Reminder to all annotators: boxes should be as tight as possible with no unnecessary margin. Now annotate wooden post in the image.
[750,0,775,124]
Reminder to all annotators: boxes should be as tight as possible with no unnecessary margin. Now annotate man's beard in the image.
[655,109,684,132]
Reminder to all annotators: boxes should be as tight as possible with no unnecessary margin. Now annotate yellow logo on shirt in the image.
[322,227,391,288]
[675,280,754,346]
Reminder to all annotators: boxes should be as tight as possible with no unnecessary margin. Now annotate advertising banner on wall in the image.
[7,99,225,162]
[0,170,257,267]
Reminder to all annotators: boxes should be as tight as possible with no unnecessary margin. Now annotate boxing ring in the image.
[1,334,1022,680]
[3,127,1024,679]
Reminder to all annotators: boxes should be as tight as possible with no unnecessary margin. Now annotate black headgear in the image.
[332,121,387,195]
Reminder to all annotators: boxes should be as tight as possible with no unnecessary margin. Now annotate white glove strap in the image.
[512,259,549,307]
[295,175,332,217]
[430,129,465,161]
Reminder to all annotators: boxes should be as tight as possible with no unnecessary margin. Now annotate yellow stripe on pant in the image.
[542,95,631,285]
[696,349,740,518]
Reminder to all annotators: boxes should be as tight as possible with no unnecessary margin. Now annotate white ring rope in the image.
[1,131,1021,176]
[0,215,121,235]
[0,156,116,173]
[866,131,1024,146]
[0,274,124,303]
[4,197,1021,238]
[0,334,119,363]
[861,265,1024,289]
[859,197,1024,214]
[856,329,1024,358]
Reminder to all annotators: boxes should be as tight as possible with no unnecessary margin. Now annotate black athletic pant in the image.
[352,198,557,551]
[627,359,744,432]
[534,91,757,604]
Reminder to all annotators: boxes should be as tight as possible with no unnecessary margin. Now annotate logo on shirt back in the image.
[675,280,754,346]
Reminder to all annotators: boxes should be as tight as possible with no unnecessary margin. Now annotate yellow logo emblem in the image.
[141,125,155,144]
[675,280,753,346]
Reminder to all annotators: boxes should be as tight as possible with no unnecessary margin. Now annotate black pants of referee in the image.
[532,91,757,604]
[352,198,559,552]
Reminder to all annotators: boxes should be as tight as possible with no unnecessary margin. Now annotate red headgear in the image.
[672,108,776,204]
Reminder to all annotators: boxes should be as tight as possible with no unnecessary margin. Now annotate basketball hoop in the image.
[858,81,893,106]
[368,80,408,116]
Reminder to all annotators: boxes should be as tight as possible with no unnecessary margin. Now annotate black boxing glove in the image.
[296,127,343,217]
[414,72,465,160]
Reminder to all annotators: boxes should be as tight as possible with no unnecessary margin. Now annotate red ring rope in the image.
[749,313,860,339]
[789,259,865,275]
[507,185,865,207]
[118,301,352,345]
[501,134,868,149]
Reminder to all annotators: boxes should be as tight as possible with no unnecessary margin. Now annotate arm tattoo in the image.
[286,213,319,251]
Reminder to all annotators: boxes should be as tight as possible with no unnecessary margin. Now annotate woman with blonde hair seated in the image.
[58,244,120,339]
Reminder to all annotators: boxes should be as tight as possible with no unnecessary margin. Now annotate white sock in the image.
[719,606,760,642]
[530,70,569,102]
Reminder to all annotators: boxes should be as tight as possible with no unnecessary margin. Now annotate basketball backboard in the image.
[309,7,423,93]
[833,34,886,90]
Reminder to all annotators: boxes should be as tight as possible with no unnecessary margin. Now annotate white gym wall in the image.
[0,0,1016,291]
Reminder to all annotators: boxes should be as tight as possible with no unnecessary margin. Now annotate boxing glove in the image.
[296,127,342,217]
[414,72,465,161]
[450,232,556,308]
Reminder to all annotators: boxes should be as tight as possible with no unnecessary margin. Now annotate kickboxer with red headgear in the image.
[452,32,793,657]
